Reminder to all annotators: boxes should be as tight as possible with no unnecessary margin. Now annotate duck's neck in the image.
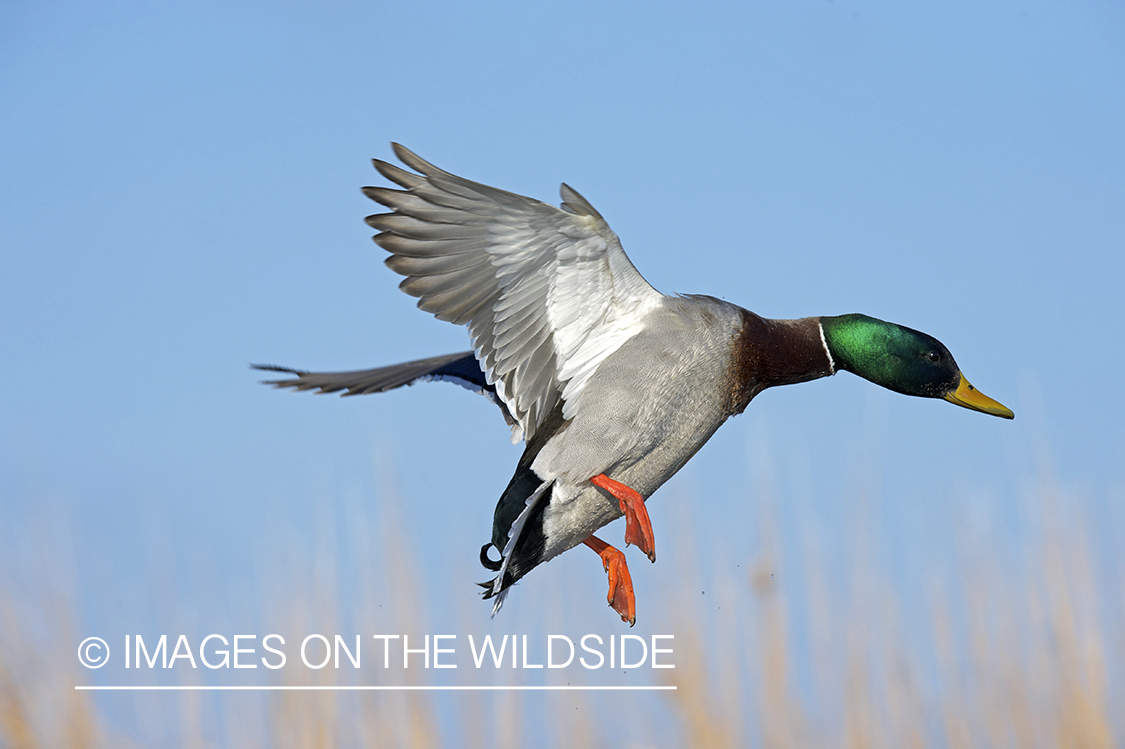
[729,311,836,414]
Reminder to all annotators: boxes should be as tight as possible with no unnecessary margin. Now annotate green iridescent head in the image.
[820,314,1014,419]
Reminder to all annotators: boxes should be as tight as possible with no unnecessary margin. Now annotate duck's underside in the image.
[254,352,660,624]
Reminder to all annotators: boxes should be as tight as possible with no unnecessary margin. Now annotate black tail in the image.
[478,403,568,603]
[479,481,552,601]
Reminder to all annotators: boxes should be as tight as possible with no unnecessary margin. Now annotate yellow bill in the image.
[943,375,1015,419]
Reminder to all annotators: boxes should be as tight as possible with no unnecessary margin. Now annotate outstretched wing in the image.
[252,352,480,395]
[251,352,516,427]
[365,144,664,442]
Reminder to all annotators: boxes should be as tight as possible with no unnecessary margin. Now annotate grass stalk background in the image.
[1,460,1119,748]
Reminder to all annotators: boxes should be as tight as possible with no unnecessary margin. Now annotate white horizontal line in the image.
[75,685,675,691]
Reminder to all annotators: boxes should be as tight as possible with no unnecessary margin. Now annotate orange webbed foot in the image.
[590,473,656,563]
[583,535,636,626]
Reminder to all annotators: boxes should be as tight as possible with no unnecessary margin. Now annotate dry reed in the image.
[1,469,1119,748]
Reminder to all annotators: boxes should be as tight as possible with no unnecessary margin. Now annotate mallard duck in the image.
[257,144,1013,625]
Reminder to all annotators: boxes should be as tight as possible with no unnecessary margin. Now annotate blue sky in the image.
[2,0,1123,740]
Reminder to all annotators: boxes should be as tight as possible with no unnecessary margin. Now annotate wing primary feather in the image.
[385,252,488,277]
[374,233,487,257]
[399,264,495,298]
[363,189,473,223]
[415,282,497,323]
[559,183,604,220]
[367,214,478,239]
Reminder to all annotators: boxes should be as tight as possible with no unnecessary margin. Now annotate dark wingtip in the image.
[250,363,307,375]
[390,141,413,164]
[250,363,309,389]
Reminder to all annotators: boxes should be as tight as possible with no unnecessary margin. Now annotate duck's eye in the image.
[927,350,941,363]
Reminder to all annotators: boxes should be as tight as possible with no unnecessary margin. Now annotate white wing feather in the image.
[367,144,663,442]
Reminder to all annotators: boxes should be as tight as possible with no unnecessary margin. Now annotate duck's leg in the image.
[590,474,656,563]
[583,535,636,626]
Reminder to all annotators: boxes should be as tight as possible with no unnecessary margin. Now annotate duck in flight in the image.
[257,144,1014,625]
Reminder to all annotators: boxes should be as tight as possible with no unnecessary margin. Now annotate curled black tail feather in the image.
[479,543,502,571]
